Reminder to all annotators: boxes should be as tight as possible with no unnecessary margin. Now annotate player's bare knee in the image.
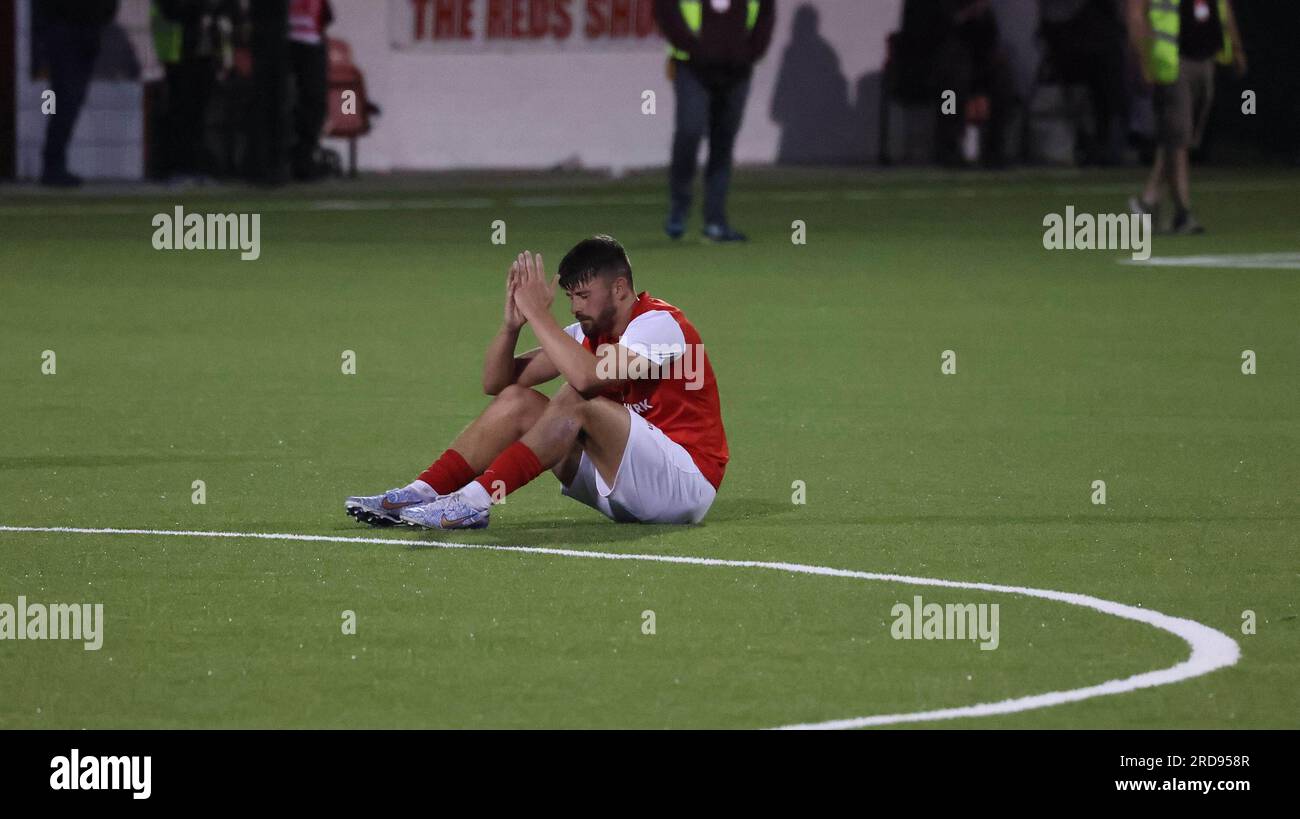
[525,404,583,449]
[490,384,548,430]
[495,384,547,411]
[542,394,585,425]
[551,383,587,407]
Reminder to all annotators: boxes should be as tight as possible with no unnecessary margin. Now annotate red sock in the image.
[416,449,477,495]
[475,441,544,500]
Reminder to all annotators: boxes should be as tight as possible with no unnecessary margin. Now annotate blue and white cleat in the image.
[398,492,490,530]
[345,486,438,527]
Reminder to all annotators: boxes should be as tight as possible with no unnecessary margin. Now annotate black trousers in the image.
[289,40,328,175]
[161,57,216,177]
[669,62,751,227]
[42,22,103,177]
[1042,12,1130,163]
[249,0,289,184]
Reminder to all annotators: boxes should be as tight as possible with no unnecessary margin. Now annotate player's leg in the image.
[345,385,549,526]
[446,385,552,473]
[557,398,719,525]
[398,385,631,529]
[551,438,584,487]
[520,385,630,488]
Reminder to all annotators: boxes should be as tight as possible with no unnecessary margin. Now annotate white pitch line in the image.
[1121,252,1300,270]
[0,524,1240,730]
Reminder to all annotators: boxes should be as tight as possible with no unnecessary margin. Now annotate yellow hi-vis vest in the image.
[150,1,182,64]
[668,0,761,62]
[1149,0,1234,85]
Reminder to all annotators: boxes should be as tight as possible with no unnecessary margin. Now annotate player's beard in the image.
[581,301,618,337]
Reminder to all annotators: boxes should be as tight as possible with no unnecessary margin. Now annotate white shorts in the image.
[560,407,717,524]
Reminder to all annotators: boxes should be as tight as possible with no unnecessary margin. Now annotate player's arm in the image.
[528,322,672,399]
[513,252,684,398]
[482,329,559,395]
[1126,0,1153,84]
[482,259,561,395]
[509,347,561,390]
[511,251,622,399]
[528,306,606,398]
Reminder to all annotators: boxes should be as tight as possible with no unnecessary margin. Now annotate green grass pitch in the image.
[0,166,1296,728]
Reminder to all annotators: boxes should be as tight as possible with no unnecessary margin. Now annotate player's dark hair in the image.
[558,235,634,291]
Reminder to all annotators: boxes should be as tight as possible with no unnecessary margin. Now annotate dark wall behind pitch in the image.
[1207,1,1300,161]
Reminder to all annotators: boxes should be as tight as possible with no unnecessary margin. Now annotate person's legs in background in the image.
[1084,1,1132,167]
[1083,51,1129,165]
[1145,143,1197,233]
[1133,58,1209,235]
[160,61,183,178]
[1140,144,1166,210]
[1172,58,1214,232]
[701,72,751,241]
[163,56,216,180]
[41,22,102,186]
[289,39,328,180]
[666,61,710,239]
[249,0,289,186]
[1068,0,1130,165]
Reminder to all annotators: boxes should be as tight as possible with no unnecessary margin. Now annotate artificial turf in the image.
[0,166,1296,728]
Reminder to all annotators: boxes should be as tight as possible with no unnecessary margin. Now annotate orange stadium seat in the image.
[325,38,380,176]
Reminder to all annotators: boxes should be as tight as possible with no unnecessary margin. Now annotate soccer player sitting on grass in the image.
[345,235,728,529]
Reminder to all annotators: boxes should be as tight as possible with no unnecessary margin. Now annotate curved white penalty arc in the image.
[0,524,1241,730]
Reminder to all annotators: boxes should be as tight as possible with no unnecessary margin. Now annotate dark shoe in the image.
[40,170,82,188]
[703,223,747,243]
[664,213,685,240]
[1171,211,1205,235]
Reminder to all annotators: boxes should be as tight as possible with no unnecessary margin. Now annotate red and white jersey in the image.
[564,292,728,490]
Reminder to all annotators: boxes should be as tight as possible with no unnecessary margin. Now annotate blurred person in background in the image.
[152,0,238,183]
[933,0,1015,168]
[36,0,120,186]
[248,0,288,185]
[288,0,333,180]
[1039,0,1130,165]
[1127,0,1246,234]
[654,0,775,243]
